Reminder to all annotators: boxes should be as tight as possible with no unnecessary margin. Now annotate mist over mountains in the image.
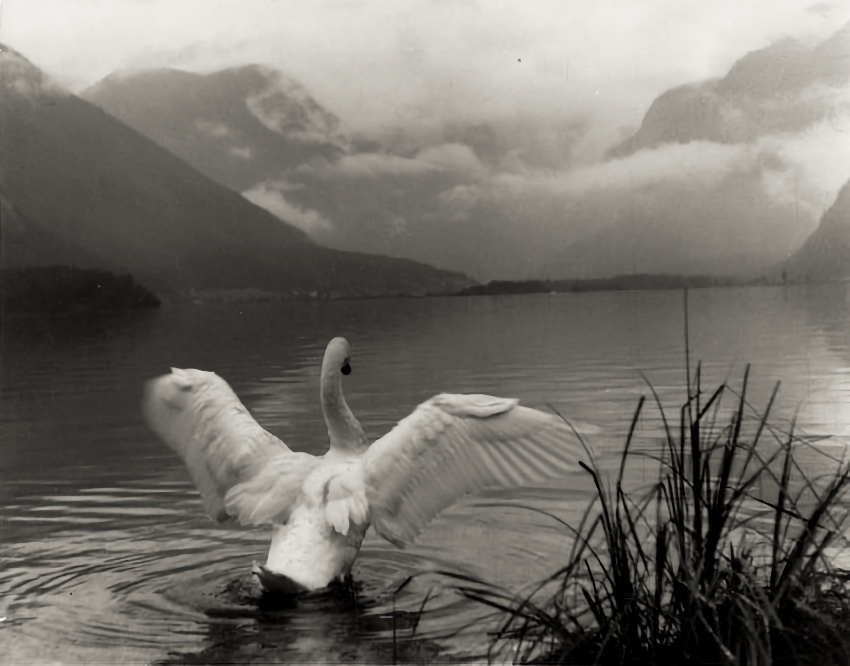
[81,21,850,282]
[82,65,347,193]
[554,20,849,280]
[0,45,471,299]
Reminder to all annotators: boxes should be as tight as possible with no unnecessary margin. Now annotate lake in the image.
[2,285,850,664]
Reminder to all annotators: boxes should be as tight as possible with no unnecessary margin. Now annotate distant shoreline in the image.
[163,274,838,305]
[3,268,840,313]
[0,266,161,314]
[446,273,802,297]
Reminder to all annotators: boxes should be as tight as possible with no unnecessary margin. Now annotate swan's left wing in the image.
[361,393,587,547]
[143,368,319,525]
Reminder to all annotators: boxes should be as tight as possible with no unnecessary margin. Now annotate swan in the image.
[142,337,587,594]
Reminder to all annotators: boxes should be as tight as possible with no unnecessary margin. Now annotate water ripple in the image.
[3,288,850,663]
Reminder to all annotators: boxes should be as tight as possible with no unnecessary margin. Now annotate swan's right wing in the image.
[362,393,588,547]
[143,368,318,525]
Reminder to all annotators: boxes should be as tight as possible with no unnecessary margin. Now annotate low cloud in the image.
[242,183,334,236]
[195,119,239,139]
[759,114,850,219]
[436,184,482,222]
[416,143,488,177]
[315,152,439,179]
[245,70,341,144]
[230,145,253,160]
[1,48,68,100]
[560,141,754,195]
[302,142,489,182]
[195,119,254,161]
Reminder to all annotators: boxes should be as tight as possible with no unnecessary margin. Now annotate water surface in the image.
[2,285,849,663]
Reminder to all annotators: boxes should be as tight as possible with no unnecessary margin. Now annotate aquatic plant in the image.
[426,362,850,665]
[420,292,850,665]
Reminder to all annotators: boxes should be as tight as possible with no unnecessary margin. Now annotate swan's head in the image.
[323,337,352,377]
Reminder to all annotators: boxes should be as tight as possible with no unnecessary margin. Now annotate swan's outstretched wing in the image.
[142,368,318,525]
[361,393,587,547]
[224,453,319,525]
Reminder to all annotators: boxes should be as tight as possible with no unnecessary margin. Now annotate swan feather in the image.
[360,392,584,547]
[224,452,319,525]
[323,470,370,536]
[142,368,315,524]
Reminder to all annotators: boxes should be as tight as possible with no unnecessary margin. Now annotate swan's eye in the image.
[341,361,352,376]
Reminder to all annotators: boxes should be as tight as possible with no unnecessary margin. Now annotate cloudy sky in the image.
[3,0,844,133]
[3,1,850,279]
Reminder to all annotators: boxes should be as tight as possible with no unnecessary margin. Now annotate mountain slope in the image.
[0,192,112,271]
[79,65,611,280]
[82,23,850,285]
[0,45,471,297]
[784,180,850,281]
[611,25,850,158]
[542,21,850,280]
[82,65,345,192]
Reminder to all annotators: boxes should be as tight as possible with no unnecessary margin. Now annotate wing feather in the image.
[224,452,319,525]
[363,393,588,547]
[322,466,369,536]
[142,369,317,525]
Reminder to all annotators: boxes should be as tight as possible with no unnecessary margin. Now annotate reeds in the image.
[445,364,850,665]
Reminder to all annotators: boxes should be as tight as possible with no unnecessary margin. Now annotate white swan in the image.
[142,337,587,594]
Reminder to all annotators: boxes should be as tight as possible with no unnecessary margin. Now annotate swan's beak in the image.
[341,362,352,376]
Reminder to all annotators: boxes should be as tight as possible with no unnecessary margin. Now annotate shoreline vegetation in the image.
[2,266,845,312]
[449,273,806,298]
[0,266,160,314]
[408,365,850,665]
[168,273,839,304]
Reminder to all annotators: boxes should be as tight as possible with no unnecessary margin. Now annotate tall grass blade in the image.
[449,362,850,666]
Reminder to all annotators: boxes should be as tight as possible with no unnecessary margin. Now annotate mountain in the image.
[542,21,850,281]
[610,24,850,158]
[0,192,111,270]
[82,65,345,193]
[82,66,555,278]
[783,180,850,281]
[541,170,801,280]
[81,22,850,283]
[0,45,472,298]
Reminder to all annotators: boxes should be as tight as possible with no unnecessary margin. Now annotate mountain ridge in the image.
[82,64,346,193]
[78,21,850,284]
[0,45,473,299]
[783,179,850,281]
[544,21,850,281]
[610,21,850,158]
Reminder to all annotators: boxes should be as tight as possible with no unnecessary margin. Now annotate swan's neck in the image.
[321,368,367,451]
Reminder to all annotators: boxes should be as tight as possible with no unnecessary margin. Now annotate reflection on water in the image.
[1,285,850,663]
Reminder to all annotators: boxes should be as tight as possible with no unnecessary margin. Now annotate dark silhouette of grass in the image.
[430,367,850,665]
[424,291,850,665]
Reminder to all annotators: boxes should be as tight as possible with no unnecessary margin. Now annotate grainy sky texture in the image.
[2,0,844,133]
